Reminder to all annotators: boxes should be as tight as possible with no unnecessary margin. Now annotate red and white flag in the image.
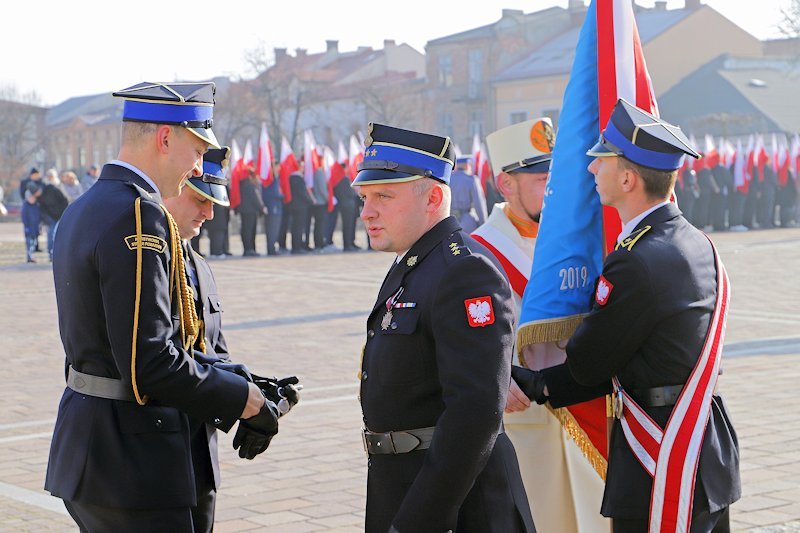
[256,122,274,187]
[326,144,349,212]
[791,133,800,178]
[733,139,747,192]
[303,130,322,188]
[348,135,363,181]
[228,139,244,209]
[279,136,299,204]
[478,141,492,191]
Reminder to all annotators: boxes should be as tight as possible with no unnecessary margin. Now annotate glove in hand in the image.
[510,365,548,405]
[232,398,279,460]
[213,361,253,382]
[252,374,301,416]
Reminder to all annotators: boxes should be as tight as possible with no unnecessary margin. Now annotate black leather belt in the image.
[362,426,435,455]
[67,366,135,402]
[632,384,684,407]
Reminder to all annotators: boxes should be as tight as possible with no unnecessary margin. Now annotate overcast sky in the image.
[2,0,791,106]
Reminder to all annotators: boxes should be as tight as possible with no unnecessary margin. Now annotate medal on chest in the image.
[382,287,404,330]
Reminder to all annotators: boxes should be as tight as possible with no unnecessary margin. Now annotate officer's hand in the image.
[252,374,301,417]
[510,365,548,405]
[505,378,532,413]
[233,398,279,460]
[213,361,253,382]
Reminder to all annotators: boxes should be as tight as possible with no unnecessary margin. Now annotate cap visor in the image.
[186,179,230,206]
[187,126,221,149]
[585,140,618,158]
[352,169,427,186]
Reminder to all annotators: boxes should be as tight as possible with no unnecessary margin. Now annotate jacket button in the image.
[367,329,375,338]
[155,419,163,428]
[214,418,221,425]
[390,322,398,330]
[361,371,368,381]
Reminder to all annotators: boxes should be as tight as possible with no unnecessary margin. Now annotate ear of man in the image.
[156,125,174,154]
[496,171,516,198]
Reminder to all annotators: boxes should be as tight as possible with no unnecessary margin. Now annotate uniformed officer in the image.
[513,99,740,532]
[475,118,608,533]
[355,123,534,533]
[46,82,280,532]
[449,155,487,233]
[163,147,300,531]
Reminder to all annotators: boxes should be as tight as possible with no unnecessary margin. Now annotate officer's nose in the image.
[202,200,214,221]
[587,158,600,175]
[360,198,376,221]
[191,159,204,178]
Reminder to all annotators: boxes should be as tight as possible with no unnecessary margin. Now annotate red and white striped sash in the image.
[471,228,531,299]
[612,238,730,533]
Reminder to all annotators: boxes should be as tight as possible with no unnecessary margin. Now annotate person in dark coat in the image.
[513,100,740,533]
[262,160,285,255]
[45,82,278,532]
[333,166,361,250]
[237,167,267,256]
[288,169,314,254]
[355,123,535,533]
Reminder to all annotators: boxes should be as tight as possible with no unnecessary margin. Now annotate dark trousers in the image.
[324,207,338,245]
[264,197,283,255]
[309,204,328,249]
[757,184,776,228]
[64,500,194,533]
[208,227,228,256]
[290,205,309,251]
[279,206,291,250]
[710,192,728,231]
[742,190,758,228]
[340,202,358,249]
[190,488,216,533]
[728,191,746,227]
[240,212,259,253]
[613,506,729,533]
[693,191,712,228]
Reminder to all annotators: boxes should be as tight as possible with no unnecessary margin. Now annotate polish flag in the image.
[733,139,746,192]
[326,145,348,212]
[791,133,800,178]
[777,134,790,187]
[478,141,492,191]
[229,139,244,209]
[279,136,299,204]
[472,133,482,185]
[303,130,323,188]
[703,134,719,168]
[348,135,363,181]
[256,122,274,187]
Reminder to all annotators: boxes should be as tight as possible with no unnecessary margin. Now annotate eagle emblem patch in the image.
[464,296,495,327]
[595,275,614,306]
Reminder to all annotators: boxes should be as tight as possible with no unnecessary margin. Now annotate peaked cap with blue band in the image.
[186,147,231,206]
[587,99,699,171]
[353,123,455,186]
[112,82,220,149]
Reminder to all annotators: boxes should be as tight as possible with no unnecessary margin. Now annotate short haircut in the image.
[412,177,434,197]
[619,157,676,200]
[121,122,160,146]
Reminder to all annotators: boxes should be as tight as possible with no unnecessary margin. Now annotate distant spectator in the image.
[39,169,69,261]
[80,165,99,191]
[20,168,43,252]
[60,171,84,203]
[21,182,42,263]
[237,166,267,257]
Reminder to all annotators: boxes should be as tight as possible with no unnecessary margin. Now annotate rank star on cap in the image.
[464,296,495,327]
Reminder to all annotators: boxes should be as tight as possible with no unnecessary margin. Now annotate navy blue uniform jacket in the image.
[361,216,534,533]
[542,203,740,520]
[45,163,249,509]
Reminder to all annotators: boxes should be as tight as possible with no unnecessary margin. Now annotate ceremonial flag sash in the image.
[471,225,531,299]
[612,239,730,533]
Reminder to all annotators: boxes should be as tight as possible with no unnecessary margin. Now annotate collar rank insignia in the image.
[616,225,651,251]
[465,296,495,327]
[595,275,614,306]
[406,255,418,267]
[449,242,461,256]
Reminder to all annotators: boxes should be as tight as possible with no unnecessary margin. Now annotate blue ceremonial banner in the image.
[516,3,604,346]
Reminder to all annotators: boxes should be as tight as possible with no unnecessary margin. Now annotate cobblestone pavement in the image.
[0,220,798,532]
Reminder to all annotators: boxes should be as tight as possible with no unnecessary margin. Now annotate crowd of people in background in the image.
[9,129,800,264]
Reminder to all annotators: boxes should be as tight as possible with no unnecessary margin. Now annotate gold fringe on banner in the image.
[547,404,608,480]
[516,314,587,356]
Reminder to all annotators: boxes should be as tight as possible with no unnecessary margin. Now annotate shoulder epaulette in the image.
[126,181,157,202]
[615,225,651,251]
[444,232,472,263]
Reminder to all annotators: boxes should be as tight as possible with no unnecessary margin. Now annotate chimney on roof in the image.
[654,0,667,10]
[568,0,588,26]
[326,40,338,53]
[383,39,396,48]
[357,46,372,52]
[685,0,701,9]
[296,48,307,57]
[501,9,523,18]
[274,47,287,62]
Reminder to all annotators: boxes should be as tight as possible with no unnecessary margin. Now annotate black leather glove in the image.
[252,374,301,416]
[213,361,253,382]
[232,398,279,460]
[511,365,548,405]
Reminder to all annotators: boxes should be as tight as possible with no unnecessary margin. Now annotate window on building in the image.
[468,50,482,99]
[106,144,114,163]
[470,110,483,138]
[438,55,452,87]
[439,112,453,137]
[78,147,86,169]
[66,152,73,170]
[93,148,100,167]
[543,108,560,129]
[509,111,528,125]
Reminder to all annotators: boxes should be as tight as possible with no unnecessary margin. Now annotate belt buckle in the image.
[361,429,369,454]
